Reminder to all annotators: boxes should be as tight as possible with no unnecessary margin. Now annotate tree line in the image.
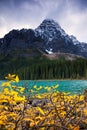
[16,58,87,80]
[0,57,87,80]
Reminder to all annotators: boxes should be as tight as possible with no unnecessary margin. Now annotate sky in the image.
[0,0,87,43]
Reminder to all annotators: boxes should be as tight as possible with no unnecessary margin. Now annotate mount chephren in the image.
[0,19,87,58]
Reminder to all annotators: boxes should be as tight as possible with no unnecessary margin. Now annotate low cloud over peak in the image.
[0,0,87,43]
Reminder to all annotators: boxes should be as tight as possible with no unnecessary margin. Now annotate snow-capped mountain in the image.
[34,19,80,55]
[0,19,87,58]
[35,19,67,41]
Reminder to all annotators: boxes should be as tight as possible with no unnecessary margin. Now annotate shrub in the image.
[0,74,87,130]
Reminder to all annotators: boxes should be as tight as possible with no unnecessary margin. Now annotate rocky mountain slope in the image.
[0,19,87,59]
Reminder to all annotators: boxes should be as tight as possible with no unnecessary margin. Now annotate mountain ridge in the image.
[0,19,87,58]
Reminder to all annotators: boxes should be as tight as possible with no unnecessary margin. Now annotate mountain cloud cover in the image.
[0,0,87,42]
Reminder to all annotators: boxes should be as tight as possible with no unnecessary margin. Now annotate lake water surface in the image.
[0,80,87,94]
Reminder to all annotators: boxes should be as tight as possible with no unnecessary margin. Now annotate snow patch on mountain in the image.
[46,48,53,54]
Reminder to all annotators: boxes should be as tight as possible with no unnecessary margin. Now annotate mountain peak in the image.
[38,19,61,29]
[35,19,67,41]
[41,19,60,26]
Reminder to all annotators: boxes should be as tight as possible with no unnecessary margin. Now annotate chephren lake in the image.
[1,80,87,94]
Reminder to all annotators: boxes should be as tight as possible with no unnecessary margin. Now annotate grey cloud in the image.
[0,0,87,42]
[75,0,87,9]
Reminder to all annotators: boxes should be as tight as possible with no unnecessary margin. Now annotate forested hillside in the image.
[0,57,87,80]
[17,58,87,80]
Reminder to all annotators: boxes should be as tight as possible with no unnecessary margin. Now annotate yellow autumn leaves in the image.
[2,74,19,88]
[32,84,59,93]
[0,74,87,130]
[5,74,19,82]
[0,74,25,130]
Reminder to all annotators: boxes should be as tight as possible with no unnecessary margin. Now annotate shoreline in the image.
[19,78,87,81]
[0,78,87,81]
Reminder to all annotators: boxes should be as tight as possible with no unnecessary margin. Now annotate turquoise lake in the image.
[0,80,87,94]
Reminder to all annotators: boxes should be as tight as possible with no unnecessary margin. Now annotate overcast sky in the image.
[0,0,87,42]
